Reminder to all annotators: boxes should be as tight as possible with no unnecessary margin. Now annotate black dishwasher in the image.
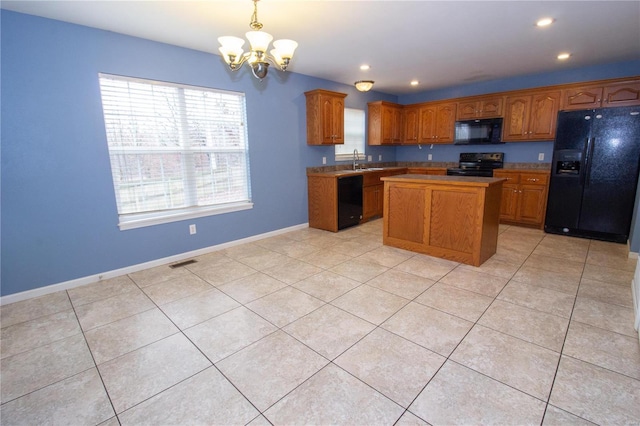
[338,175,363,230]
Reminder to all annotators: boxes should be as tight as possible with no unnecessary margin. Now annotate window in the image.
[98,74,252,230]
[335,108,365,162]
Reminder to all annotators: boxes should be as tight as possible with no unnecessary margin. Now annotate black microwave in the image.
[454,118,504,145]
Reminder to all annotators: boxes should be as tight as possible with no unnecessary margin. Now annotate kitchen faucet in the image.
[353,149,359,170]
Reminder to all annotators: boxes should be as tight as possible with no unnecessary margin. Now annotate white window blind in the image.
[98,74,252,230]
[335,108,366,161]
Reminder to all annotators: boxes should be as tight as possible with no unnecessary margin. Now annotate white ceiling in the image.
[3,0,640,95]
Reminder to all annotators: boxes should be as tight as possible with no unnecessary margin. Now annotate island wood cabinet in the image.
[503,90,561,141]
[492,170,550,229]
[305,89,347,145]
[416,102,457,144]
[457,96,504,119]
[368,101,403,145]
[561,80,640,110]
[381,175,503,266]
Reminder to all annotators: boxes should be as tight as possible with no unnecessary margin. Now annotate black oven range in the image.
[446,152,504,177]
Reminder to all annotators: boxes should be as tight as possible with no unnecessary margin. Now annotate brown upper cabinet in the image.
[416,102,457,145]
[305,89,347,145]
[403,105,420,144]
[561,80,640,111]
[503,90,561,141]
[368,101,403,145]
[456,96,504,119]
[369,101,456,146]
[359,76,639,147]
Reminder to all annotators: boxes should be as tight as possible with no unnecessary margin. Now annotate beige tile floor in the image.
[1,220,639,425]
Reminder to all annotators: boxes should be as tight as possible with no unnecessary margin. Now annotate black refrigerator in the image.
[545,106,640,243]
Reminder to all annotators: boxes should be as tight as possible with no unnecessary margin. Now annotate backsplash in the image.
[307,161,550,173]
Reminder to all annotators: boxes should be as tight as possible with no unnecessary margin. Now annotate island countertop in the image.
[381,174,505,187]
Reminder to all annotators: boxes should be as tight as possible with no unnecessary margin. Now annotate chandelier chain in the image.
[249,0,263,31]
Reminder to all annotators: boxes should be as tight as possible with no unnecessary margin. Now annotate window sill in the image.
[118,202,254,230]
[335,154,365,162]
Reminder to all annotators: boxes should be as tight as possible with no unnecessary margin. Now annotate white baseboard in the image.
[0,223,309,306]
[632,257,640,344]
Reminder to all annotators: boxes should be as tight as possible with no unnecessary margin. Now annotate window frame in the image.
[335,107,366,162]
[98,73,253,230]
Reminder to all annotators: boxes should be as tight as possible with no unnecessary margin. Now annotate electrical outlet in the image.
[322,156,326,165]
[379,155,382,161]
[428,154,433,161]
[189,224,196,235]
[538,153,545,161]
[368,155,372,161]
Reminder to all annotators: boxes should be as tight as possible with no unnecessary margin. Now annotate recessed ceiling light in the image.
[410,80,419,86]
[557,52,571,60]
[536,17,554,27]
[360,64,370,71]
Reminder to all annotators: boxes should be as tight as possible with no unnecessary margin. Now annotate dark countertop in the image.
[306,167,407,178]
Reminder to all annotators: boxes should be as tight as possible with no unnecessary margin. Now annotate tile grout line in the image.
[65,288,120,424]
[3,222,637,424]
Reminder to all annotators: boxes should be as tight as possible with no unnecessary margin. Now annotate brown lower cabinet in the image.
[492,170,550,229]
[363,184,383,220]
[307,168,407,232]
[362,169,408,221]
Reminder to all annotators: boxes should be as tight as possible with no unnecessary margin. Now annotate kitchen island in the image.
[380,174,504,266]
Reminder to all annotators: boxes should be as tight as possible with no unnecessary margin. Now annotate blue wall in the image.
[0,11,397,296]
[2,10,639,296]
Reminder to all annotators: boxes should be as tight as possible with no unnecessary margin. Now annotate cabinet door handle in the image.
[526,178,539,182]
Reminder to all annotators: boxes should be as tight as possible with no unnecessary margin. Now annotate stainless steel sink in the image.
[358,167,384,171]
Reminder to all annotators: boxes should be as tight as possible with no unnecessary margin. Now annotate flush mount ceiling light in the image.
[355,80,375,92]
[218,0,298,80]
[557,52,571,60]
[410,80,420,86]
[536,17,555,27]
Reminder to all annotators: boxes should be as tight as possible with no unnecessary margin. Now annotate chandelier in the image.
[218,0,298,80]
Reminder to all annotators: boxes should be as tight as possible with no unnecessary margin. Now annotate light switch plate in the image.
[428,154,433,161]
[538,153,545,161]
[322,156,326,164]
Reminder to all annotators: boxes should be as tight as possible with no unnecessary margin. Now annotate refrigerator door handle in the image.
[584,137,596,187]
[580,137,590,186]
